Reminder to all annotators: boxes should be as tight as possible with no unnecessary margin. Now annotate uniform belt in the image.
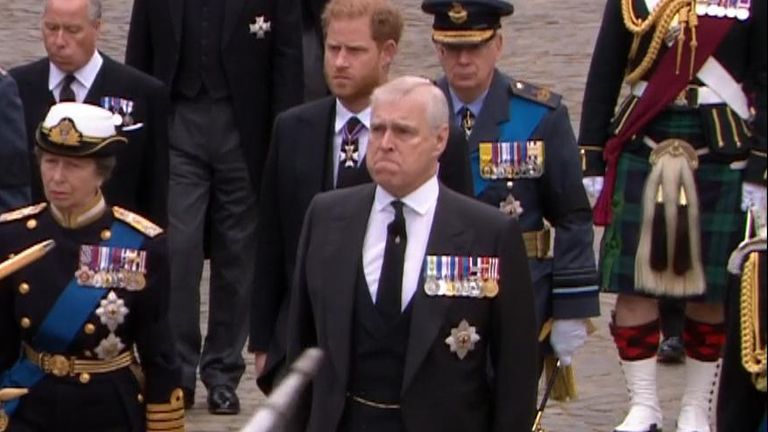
[523,227,551,259]
[346,392,401,409]
[632,81,726,108]
[23,343,135,378]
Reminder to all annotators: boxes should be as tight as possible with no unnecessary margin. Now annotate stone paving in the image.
[0,0,697,430]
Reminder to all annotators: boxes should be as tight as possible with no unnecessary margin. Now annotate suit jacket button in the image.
[84,323,96,334]
[79,373,91,384]
[18,282,30,295]
[20,317,31,328]
[100,229,112,241]
[26,219,37,230]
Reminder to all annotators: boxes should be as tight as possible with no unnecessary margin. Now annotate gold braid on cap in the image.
[739,252,767,391]
[621,0,699,84]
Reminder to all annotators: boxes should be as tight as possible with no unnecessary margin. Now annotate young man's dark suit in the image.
[9,55,169,225]
[250,95,473,391]
[285,183,538,432]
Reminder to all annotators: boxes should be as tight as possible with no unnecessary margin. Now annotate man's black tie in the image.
[458,106,475,139]
[376,200,407,325]
[59,74,76,102]
[336,116,364,188]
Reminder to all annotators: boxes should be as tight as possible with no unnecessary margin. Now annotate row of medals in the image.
[696,0,751,20]
[77,267,146,291]
[425,276,499,298]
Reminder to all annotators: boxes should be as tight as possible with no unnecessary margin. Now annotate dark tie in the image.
[59,74,76,102]
[458,106,475,139]
[336,116,364,188]
[376,200,407,325]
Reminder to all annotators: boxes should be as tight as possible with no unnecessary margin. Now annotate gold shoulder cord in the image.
[620,0,700,84]
[740,252,767,391]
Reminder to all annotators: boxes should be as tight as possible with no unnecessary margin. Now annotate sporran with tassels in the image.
[635,138,705,296]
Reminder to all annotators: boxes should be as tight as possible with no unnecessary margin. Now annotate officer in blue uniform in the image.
[422,0,599,370]
[0,103,184,432]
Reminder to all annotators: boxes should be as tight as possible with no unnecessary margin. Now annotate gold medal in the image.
[133,273,146,291]
[483,280,499,298]
[444,280,456,297]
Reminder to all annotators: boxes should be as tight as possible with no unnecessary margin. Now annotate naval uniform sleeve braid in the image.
[146,388,185,432]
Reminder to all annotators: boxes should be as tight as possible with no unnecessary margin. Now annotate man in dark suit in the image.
[424,0,599,372]
[125,0,303,414]
[250,0,473,392]
[284,75,538,432]
[0,69,30,212]
[9,0,169,225]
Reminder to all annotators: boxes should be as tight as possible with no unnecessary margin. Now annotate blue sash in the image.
[471,96,549,196]
[0,220,144,415]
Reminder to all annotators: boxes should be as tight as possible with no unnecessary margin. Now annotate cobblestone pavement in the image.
[1,0,695,430]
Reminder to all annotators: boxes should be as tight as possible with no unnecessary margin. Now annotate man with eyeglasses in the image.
[423,0,600,376]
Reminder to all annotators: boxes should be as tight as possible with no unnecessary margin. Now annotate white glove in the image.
[550,319,588,366]
[742,183,767,233]
[582,176,604,205]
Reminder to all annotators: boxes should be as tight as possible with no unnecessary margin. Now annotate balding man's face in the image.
[42,0,100,73]
[367,90,448,197]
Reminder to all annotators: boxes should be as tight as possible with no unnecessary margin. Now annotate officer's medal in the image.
[445,319,480,359]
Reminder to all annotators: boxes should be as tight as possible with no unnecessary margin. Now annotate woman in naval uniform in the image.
[0,102,184,432]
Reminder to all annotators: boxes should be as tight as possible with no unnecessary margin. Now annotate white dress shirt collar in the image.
[49,50,103,100]
[334,99,371,134]
[373,174,440,217]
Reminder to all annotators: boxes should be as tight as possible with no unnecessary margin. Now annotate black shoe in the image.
[207,385,240,415]
[657,336,685,364]
[182,386,195,409]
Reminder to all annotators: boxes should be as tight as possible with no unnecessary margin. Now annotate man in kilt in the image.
[578,0,766,431]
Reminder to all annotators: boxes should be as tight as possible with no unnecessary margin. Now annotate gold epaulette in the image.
[146,388,185,432]
[112,206,163,238]
[510,79,561,109]
[0,203,47,224]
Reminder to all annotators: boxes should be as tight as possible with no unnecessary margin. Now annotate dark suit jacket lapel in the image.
[402,187,471,393]
[292,97,336,193]
[84,53,111,105]
[323,185,376,384]
[468,69,509,154]
[222,0,247,48]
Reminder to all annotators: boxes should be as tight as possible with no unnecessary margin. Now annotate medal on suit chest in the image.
[445,319,480,360]
[249,15,271,38]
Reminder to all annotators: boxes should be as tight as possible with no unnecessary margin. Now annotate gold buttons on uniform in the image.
[137,393,144,403]
[84,323,96,334]
[20,317,31,328]
[26,219,37,230]
[100,229,112,241]
[18,282,30,295]
[79,373,91,384]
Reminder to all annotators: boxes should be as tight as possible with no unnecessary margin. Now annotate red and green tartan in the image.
[599,110,745,302]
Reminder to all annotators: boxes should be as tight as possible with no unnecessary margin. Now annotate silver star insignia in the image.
[445,319,481,360]
[499,193,524,218]
[249,16,271,39]
[94,333,125,360]
[95,291,129,332]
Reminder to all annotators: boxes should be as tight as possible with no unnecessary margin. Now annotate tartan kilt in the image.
[599,112,746,302]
